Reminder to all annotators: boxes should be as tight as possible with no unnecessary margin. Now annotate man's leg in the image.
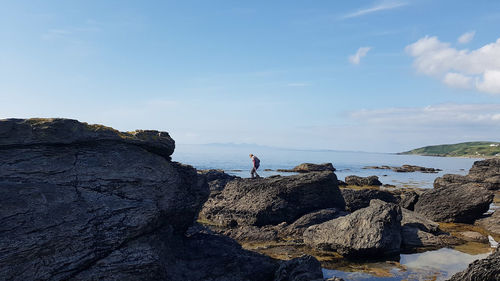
[251,167,256,178]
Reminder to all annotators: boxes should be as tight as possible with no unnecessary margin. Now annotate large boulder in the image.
[200,172,345,227]
[413,182,493,223]
[435,159,499,191]
[303,200,402,258]
[279,208,347,238]
[277,163,336,173]
[344,175,382,186]
[340,188,398,212]
[447,248,500,281]
[0,118,284,281]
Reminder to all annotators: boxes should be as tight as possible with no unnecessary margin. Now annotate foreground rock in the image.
[344,175,382,186]
[0,118,304,281]
[414,182,493,223]
[447,248,500,281]
[304,200,402,258]
[200,172,345,227]
[274,255,324,281]
[277,163,335,173]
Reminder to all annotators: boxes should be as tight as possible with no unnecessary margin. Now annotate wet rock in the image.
[475,210,500,237]
[274,255,323,281]
[414,182,493,223]
[447,248,500,281]
[277,163,336,173]
[303,200,402,258]
[340,188,398,212]
[279,208,348,238]
[200,172,345,227]
[344,175,382,186]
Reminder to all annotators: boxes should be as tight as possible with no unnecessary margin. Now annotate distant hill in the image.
[399,142,500,157]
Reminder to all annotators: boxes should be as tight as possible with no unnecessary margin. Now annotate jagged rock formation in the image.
[303,200,402,258]
[344,175,382,186]
[198,169,240,194]
[413,181,493,223]
[340,188,398,212]
[277,163,336,173]
[434,158,499,191]
[0,118,306,281]
[447,248,500,281]
[199,172,345,227]
[278,208,347,238]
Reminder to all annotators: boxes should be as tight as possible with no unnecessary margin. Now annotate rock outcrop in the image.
[0,118,293,281]
[475,210,500,237]
[434,158,499,191]
[344,175,382,186]
[200,172,345,227]
[303,200,402,258]
[198,169,239,194]
[273,255,324,281]
[277,163,335,173]
[340,188,398,212]
[447,248,500,281]
[413,181,493,223]
[364,165,441,173]
[279,208,347,238]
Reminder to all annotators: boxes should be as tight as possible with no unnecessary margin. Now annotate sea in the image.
[173,144,495,281]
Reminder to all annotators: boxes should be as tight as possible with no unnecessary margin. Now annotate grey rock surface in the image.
[303,200,402,258]
[340,188,398,212]
[435,158,499,191]
[279,208,348,238]
[475,210,500,237]
[200,171,345,227]
[277,163,336,173]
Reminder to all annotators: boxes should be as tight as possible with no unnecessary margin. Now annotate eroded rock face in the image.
[344,175,382,186]
[303,200,402,258]
[413,182,493,223]
[274,255,324,281]
[200,172,345,227]
[279,208,347,238]
[0,118,281,281]
[447,248,500,281]
[475,210,500,237]
[435,159,500,191]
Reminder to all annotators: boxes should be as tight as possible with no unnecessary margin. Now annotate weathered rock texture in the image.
[344,175,382,186]
[447,248,500,281]
[435,158,500,191]
[413,182,493,223]
[273,255,324,281]
[279,208,347,238]
[0,118,282,281]
[200,172,345,227]
[198,169,239,194]
[277,163,336,173]
[303,200,402,258]
[340,188,398,212]
[475,210,500,237]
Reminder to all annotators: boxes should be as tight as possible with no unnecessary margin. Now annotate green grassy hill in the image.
[399,141,500,157]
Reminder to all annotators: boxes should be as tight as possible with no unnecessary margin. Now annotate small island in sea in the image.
[399,142,500,157]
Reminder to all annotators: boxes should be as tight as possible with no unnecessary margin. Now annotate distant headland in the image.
[399,141,500,157]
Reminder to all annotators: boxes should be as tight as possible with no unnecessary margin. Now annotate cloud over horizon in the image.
[406,35,500,95]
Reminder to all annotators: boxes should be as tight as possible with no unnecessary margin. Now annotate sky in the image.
[1,0,499,152]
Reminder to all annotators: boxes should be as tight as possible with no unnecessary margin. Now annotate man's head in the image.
[249,154,253,158]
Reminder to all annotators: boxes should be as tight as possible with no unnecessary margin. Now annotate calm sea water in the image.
[173,144,482,188]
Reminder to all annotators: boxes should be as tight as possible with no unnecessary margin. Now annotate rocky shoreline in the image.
[1,118,499,281]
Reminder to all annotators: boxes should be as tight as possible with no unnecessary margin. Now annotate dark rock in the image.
[279,208,348,238]
[338,180,347,186]
[413,183,493,223]
[344,175,382,186]
[0,118,282,281]
[274,255,324,281]
[392,165,441,173]
[340,188,398,212]
[0,118,175,158]
[277,163,336,173]
[198,169,239,193]
[222,225,279,242]
[303,200,402,258]
[447,248,500,281]
[435,158,499,191]
[200,172,345,227]
[475,210,500,237]
[398,190,420,211]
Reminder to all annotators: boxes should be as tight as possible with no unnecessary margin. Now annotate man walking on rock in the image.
[249,154,260,178]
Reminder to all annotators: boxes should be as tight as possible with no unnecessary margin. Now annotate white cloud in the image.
[342,1,408,19]
[349,47,371,65]
[458,31,475,44]
[443,72,473,89]
[406,35,500,95]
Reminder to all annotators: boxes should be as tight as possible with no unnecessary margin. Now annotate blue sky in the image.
[1,0,499,152]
